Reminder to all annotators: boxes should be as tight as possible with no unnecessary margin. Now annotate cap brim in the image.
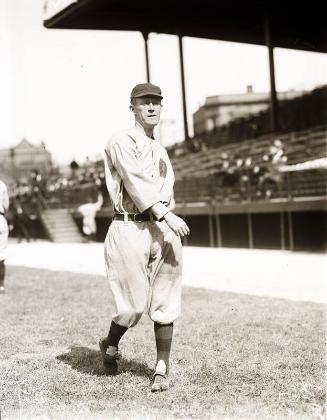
[132,92,163,99]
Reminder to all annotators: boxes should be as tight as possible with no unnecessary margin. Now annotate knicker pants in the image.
[104,219,182,328]
[0,215,9,261]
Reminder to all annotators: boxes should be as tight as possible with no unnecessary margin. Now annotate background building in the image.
[0,138,52,182]
[193,87,305,136]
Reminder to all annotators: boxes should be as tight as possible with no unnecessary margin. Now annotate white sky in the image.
[1,0,326,165]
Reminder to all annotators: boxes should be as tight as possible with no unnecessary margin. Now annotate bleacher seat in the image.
[171,125,327,205]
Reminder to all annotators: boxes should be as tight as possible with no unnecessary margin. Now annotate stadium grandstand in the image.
[7,0,324,250]
[9,85,326,251]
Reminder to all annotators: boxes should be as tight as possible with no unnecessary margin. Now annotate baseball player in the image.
[100,83,190,392]
[0,179,9,294]
[78,192,103,241]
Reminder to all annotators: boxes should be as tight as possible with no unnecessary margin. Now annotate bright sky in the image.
[1,0,327,165]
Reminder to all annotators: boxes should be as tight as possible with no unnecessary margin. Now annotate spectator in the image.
[260,139,288,199]
[23,193,39,240]
[11,194,31,242]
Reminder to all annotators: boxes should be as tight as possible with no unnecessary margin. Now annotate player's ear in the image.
[129,104,135,114]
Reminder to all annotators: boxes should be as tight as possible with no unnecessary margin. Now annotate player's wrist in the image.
[151,202,169,221]
[163,211,173,221]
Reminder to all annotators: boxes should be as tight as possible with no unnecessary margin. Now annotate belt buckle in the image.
[132,213,141,222]
[123,212,129,224]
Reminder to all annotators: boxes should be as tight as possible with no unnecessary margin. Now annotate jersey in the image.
[103,126,175,220]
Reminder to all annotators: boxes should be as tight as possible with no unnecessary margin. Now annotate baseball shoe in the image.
[0,286,5,295]
[98,338,121,374]
[151,372,169,392]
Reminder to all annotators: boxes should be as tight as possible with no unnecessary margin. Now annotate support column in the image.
[208,215,215,247]
[178,35,189,141]
[215,213,222,247]
[247,213,254,249]
[264,12,279,132]
[142,32,150,83]
[280,212,286,250]
[287,211,294,251]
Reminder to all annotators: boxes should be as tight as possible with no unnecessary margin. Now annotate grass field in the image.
[0,266,326,420]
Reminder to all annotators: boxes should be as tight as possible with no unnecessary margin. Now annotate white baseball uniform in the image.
[0,180,9,261]
[78,194,103,236]
[103,126,182,328]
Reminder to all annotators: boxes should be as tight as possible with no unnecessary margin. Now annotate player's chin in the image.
[146,117,159,125]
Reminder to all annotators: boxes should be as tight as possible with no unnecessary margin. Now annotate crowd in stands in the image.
[6,100,326,230]
[6,165,107,240]
[45,162,108,208]
[6,172,44,241]
[212,139,288,201]
[41,136,290,206]
[172,138,290,202]
[8,126,324,225]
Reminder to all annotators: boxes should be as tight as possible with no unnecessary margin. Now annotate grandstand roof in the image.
[44,0,327,53]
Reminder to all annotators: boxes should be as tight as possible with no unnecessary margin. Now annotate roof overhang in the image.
[43,0,327,53]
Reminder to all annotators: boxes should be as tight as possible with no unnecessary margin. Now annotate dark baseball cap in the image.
[130,83,163,100]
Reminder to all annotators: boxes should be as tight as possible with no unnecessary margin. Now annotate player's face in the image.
[131,96,162,129]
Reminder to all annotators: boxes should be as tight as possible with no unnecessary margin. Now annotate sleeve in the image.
[77,204,85,215]
[94,194,103,211]
[151,201,171,220]
[108,138,169,214]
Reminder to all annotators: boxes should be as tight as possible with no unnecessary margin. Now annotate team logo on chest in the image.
[159,158,167,178]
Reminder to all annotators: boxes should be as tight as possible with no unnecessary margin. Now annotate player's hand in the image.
[163,212,190,237]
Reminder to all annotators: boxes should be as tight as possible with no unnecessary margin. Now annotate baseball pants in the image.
[0,215,9,261]
[104,219,183,328]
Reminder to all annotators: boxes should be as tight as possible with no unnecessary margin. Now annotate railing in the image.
[174,168,327,206]
[171,124,327,172]
[43,167,326,211]
[45,182,110,210]
[171,125,327,207]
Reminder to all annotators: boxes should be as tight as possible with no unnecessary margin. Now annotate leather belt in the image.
[113,212,157,222]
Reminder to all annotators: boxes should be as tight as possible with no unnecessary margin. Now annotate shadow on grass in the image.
[57,346,153,378]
